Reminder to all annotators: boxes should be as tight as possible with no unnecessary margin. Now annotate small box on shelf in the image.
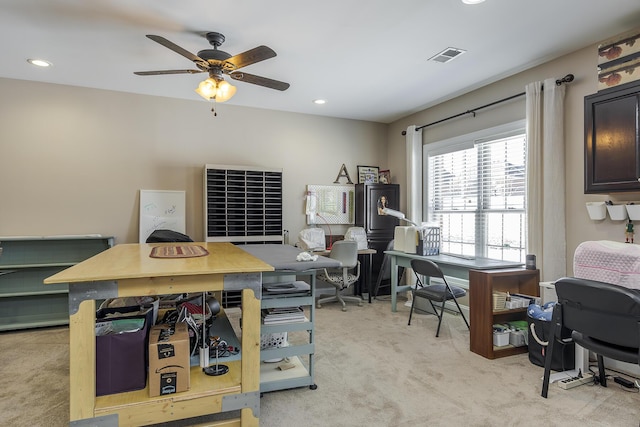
[492,292,507,310]
[493,331,510,347]
[148,322,190,398]
[509,330,526,347]
[504,297,529,309]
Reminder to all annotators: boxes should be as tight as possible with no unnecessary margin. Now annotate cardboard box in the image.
[148,322,191,397]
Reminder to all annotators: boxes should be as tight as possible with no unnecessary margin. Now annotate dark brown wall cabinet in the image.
[584,81,640,193]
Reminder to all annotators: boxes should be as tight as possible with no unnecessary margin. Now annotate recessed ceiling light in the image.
[313,99,326,105]
[462,0,485,4]
[27,58,52,67]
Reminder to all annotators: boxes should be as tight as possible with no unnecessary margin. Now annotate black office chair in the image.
[541,277,640,398]
[408,259,470,337]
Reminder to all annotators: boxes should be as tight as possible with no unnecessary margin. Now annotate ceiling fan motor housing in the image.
[199,33,233,70]
[205,32,225,47]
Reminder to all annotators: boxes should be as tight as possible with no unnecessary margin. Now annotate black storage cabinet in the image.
[355,183,400,294]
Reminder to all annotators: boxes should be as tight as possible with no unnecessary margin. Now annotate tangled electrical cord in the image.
[588,365,640,392]
[208,335,239,358]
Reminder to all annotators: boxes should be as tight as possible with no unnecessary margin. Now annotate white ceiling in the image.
[2,0,640,123]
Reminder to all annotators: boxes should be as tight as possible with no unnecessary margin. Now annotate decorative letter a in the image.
[334,164,353,184]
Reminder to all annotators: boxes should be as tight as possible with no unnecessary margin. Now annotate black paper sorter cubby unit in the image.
[204,164,283,244]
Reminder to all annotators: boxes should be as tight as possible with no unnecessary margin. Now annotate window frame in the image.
[422,120,527,260]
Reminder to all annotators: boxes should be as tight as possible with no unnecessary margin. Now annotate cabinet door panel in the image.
[355,184,399,237]
[585,82,640,193]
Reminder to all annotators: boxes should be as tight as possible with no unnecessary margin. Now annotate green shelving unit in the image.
[0,235,114,331]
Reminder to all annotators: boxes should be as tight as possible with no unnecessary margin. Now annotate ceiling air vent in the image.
[428,47,467,63]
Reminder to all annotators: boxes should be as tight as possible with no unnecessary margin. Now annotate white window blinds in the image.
[427,132,526,261]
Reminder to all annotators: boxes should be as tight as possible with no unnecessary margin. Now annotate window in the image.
[424,122,526,262]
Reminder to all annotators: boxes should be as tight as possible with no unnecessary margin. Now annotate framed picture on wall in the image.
[379,169,391,184]
[357,165,379,184]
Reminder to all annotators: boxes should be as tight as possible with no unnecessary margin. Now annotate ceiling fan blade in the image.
[229,72,289,91]
[226,46,276,70]
[134,69,204,76]
[146,34,208,68]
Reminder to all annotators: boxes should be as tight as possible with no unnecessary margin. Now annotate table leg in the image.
[69,299,97,422]
[240,287,260,427]
[369,253,374,303]
[390,255,398,312]
[365,253,373,303]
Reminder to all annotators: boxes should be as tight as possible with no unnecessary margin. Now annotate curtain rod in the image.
[401,74,575,135]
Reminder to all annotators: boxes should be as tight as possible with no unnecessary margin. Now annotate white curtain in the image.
[405,125,423,223]
[525,78,566,281]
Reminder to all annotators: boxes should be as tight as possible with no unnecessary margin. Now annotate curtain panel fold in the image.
[405,125,423,224]
[525,78,567,281]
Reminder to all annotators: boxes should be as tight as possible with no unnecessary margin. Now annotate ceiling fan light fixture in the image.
[215,80,237,102]
[195,78,236,102]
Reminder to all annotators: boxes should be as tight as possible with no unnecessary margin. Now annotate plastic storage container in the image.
[493,330,510,347]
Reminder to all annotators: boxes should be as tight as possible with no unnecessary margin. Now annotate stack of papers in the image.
[261,307,305,324]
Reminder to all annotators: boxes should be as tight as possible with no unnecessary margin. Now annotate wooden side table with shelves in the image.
[469,268,540,359]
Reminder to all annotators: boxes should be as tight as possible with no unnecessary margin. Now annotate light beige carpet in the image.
[1,297,639,426]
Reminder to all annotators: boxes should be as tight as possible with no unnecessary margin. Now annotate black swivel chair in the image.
[541,277,640,398]
[409,259,470,337]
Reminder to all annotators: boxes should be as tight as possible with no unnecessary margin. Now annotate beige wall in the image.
[387,44,640,276]
[0,78,387,244]
[4,39,639,273]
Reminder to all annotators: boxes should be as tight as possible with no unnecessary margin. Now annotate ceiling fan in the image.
[134,32,290,102]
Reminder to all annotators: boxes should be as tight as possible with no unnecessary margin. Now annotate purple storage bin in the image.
[95,306,153,396]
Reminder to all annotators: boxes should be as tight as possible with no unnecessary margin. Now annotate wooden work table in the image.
[44,242,273,427]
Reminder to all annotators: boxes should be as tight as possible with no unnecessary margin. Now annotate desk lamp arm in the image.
[381,207,419,227]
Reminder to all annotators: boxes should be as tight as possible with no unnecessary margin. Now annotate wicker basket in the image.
[492,292,507,310]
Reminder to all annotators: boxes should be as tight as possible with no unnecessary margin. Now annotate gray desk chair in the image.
[316,240,363,311]
[541,277,640,398]
[409,259,470,337]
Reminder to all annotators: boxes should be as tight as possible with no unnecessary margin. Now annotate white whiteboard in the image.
[139,190,186,243]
